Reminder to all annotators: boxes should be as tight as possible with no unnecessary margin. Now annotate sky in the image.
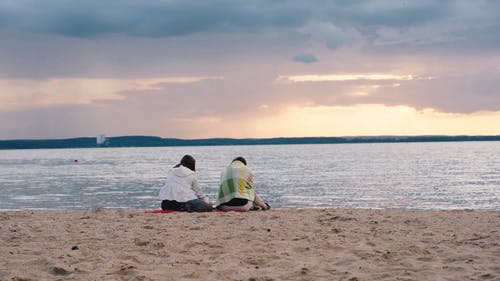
[1,0,500,139]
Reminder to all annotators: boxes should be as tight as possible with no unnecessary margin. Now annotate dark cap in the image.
[232,156,247,165]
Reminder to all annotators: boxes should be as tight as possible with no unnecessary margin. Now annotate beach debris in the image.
[11,277,33,281]
[332,228,341,234]
[134,238,149,246]
[408,245,430,255]
[152,242,165,249]
[71,245,79,250]
[110,265,137,276]
[49,266,70,276]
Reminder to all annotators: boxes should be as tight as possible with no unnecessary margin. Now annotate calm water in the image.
[0,142,499,210]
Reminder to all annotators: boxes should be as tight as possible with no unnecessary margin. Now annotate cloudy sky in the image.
[1,0,499,139]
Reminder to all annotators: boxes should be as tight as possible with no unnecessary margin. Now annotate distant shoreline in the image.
[0,135,499,150]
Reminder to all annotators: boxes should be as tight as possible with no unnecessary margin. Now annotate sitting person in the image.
[216,156,270,211]
[158,155,213,212]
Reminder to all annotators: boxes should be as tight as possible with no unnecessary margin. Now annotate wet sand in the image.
[1,208,499,281]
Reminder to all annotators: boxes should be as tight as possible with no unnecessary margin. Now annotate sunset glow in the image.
[276,74,415,83]
[252,105,500,137]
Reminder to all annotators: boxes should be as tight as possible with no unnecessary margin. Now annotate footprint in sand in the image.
[11,278,33,281]
[134,238,150,246]
[49,266,71,276]
[109,265,137,276]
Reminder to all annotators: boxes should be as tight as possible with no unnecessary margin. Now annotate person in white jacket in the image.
[158,155,213,212]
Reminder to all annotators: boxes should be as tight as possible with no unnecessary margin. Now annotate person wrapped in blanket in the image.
[159,155,213,212]
[216,157,270,211]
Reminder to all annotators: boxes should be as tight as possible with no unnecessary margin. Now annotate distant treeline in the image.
[0,135,499,150]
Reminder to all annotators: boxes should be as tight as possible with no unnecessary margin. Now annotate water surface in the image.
[0,142,499,210]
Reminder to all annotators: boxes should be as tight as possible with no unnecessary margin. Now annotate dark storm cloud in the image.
[1,0,499,51]
[0,1,474,35]
[0,0,310,37]
[292,53,318,64]
[325,1,451,27]
[321,1,500,52]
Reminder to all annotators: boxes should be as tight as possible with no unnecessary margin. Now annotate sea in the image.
[0,142,499,211]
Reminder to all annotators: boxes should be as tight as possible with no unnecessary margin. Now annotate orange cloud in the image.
[0,76,223,111]
[276,73,415,83]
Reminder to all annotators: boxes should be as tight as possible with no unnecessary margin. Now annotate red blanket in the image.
[149,209,247,213]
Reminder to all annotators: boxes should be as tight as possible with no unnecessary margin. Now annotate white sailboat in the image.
[96,134,107,146]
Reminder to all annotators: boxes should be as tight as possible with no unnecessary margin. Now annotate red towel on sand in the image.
[148,209,247,213]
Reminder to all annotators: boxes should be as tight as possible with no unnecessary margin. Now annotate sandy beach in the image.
[1,208,499,281]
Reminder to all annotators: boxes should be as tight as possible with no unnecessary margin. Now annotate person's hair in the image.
[175,154,196,171]
[232,156,247,165]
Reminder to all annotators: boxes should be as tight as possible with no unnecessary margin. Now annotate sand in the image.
[0,208,499,281]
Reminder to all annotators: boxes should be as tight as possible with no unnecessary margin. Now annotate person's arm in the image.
[254,192,269,210]
[191,177,210,204]
[245,167,269,210]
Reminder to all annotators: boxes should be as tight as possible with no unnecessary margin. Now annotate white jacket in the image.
[158,165,209,203]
